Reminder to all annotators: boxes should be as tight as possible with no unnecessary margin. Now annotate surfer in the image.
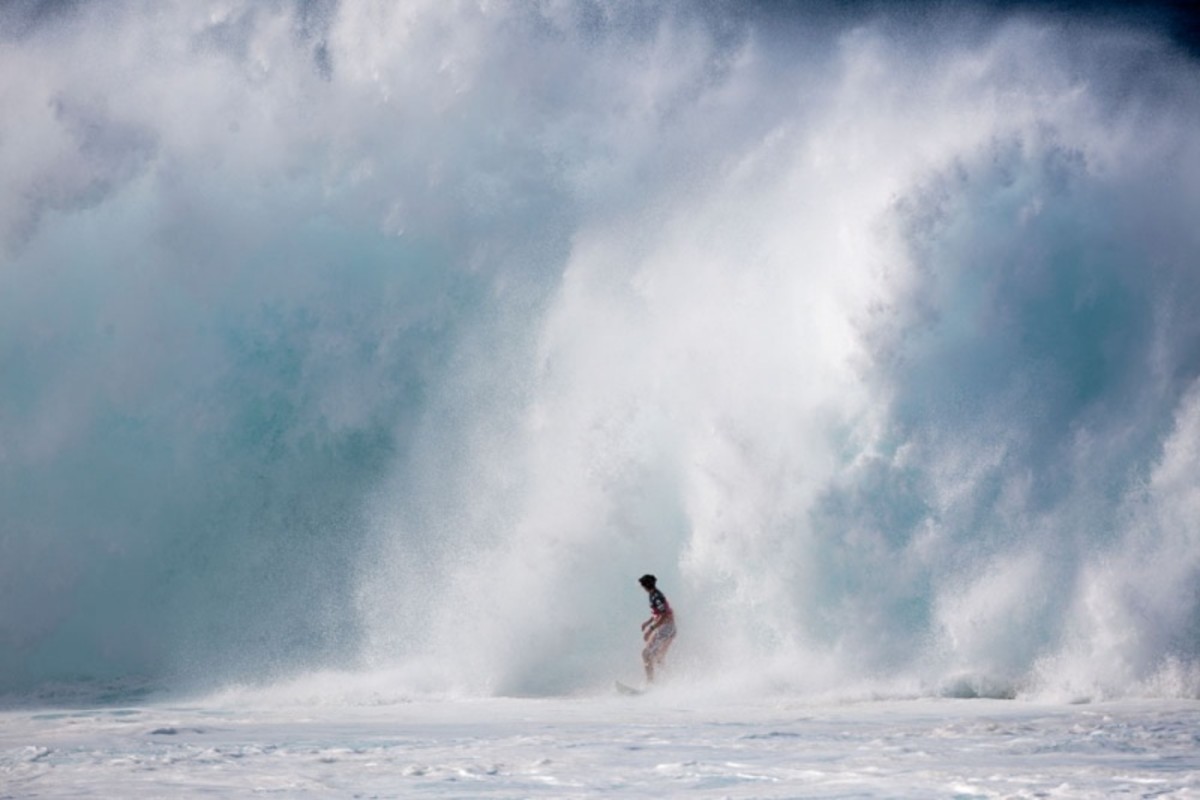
[639,574,676,682]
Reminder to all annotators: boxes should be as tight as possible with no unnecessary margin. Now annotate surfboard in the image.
[615,680,644,696]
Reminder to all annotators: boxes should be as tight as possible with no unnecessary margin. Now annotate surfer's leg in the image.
[644,628,673,682]
[655,634,674,666]
[647,623,675,677]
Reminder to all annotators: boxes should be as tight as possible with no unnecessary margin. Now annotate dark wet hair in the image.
[639,574,657,588]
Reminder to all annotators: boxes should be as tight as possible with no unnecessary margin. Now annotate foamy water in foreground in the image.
[4,692,1199,797]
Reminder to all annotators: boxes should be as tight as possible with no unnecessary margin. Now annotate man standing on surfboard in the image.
[639,574,676,682]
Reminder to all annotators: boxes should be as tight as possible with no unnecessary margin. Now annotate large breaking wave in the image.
[2,0,1199,703]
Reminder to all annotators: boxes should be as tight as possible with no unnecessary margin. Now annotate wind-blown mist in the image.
[2,1,1199,702]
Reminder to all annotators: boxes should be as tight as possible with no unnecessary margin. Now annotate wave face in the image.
[2,1,1200,701]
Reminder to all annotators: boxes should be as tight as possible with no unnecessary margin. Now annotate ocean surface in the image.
[3,1,1200,795]
[3,690,1200,797]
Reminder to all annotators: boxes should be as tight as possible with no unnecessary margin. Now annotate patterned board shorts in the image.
[646,620,676,658]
